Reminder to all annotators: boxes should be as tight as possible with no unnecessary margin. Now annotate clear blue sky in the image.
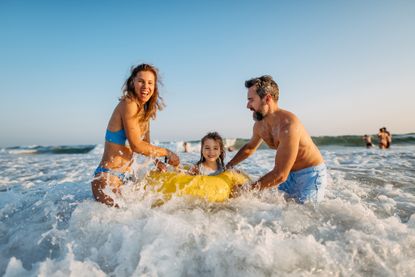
[0,0,414,147]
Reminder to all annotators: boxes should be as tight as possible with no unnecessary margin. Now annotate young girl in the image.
[189,132,226,176]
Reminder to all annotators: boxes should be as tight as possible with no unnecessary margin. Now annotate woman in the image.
[92,64,180,206]
[377,128,388,149]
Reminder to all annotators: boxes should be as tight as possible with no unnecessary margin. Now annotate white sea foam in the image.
[0,145,414,276]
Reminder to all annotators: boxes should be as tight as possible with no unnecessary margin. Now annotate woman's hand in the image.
[166,151,180,167]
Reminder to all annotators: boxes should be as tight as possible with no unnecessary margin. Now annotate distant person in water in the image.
[382,127,392,148]
[183,141,190,153]
[188,132,225,176]
[92,64,180,206]
[362,134,373,148]
[227,146,236,152]
[226,75,327,204]
[377,128,389,149]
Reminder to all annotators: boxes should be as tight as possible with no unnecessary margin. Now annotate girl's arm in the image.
[188,165,200,175]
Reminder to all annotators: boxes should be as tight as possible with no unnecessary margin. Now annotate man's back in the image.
[253,109,323,171]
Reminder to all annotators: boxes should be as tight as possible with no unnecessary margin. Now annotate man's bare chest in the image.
[259,129,279,149]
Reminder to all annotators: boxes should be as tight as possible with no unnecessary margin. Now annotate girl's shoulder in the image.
[198,163,224,176]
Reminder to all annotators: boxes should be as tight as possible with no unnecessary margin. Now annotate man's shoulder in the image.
[276,109,301,126]
[278,109,298,119]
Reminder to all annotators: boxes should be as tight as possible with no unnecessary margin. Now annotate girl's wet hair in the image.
[197,132,226,169]
[245,75,279,101]
[121,63,165,121]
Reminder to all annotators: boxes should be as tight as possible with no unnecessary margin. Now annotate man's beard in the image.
[253,111,264,121]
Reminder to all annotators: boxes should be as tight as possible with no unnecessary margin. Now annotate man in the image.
[226,75,327,203]
[363,134,373,148]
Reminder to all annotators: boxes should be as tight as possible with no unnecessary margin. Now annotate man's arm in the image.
[252,119,300,190]
[226,124,263,169]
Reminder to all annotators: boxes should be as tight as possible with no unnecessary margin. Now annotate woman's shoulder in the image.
[119,97,136,106]
[118,97,142,113]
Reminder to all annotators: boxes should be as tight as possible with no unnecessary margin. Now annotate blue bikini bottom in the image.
[94,166,126,180]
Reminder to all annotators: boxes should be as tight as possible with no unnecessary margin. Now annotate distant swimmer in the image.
[183,141,190,153]
[362,134,373,148]
[188,132,225,176]
[91,64,180,207]
[227,146,236,152]
[382,127,392,148]
[226,75,327,204]
[378,128,389,149]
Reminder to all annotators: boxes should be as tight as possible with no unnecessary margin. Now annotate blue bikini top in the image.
[105,129,127,145]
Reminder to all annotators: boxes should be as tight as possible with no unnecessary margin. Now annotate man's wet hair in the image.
[245,75,279,101]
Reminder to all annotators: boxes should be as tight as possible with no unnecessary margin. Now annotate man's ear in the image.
[265,94,272,103]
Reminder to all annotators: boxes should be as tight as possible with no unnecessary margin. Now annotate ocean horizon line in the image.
[1,133,414,154]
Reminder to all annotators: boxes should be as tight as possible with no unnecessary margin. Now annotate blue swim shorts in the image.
[278,163,327,204]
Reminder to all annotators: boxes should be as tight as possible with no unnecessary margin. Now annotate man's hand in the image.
[230,183,254,198]
[225,164,233,171]
[230,184,243,198]
[226,165,241,174]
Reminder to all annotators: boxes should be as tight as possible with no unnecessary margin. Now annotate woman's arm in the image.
[120,99,179,165]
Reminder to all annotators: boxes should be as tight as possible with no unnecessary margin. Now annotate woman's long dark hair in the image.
[196,132,226,169]
[121,63,164,121]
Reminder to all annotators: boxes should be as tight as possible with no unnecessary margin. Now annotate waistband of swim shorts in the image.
[289,163,326,176]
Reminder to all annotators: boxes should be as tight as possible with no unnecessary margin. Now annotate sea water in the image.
[1,143,415,276]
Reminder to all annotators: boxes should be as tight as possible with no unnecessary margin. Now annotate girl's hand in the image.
[155,159,167,172]
[187,165,199,176]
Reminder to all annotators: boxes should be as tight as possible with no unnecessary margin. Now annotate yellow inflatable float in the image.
[145,170,250,202]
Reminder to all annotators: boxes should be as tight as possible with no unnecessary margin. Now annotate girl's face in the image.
[202,138,221,162]
[133,70,155,104]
